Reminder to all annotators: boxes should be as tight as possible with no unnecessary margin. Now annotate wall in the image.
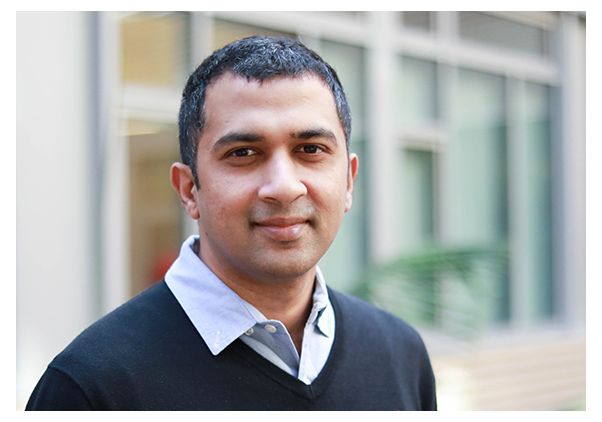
[16,12,96,408]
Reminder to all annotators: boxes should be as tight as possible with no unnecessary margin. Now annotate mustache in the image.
[249,203,316,224]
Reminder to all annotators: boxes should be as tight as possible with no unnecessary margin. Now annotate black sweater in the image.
[26,281,437,410]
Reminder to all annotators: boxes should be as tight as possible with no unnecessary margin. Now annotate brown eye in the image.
[230,148,257,157]
[299,145,323,154]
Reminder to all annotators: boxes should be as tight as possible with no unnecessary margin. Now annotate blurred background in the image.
[16,11,585,410]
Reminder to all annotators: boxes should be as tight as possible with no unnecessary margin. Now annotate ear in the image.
[170,162,200,220]
[344,153,359,212]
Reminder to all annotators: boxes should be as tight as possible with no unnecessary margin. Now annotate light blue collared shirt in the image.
[164,235,335,385]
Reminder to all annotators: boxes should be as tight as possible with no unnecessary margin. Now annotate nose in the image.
[258,152,308,205]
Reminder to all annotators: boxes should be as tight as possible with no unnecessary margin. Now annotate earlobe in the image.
[170,163,200,220]
[344,153,359,212]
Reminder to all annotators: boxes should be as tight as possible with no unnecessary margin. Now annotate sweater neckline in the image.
[229,288,344,401]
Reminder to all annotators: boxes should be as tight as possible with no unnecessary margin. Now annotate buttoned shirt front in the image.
[164,235,335,385]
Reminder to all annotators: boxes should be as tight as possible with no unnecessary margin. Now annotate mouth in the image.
[253,217,309,242]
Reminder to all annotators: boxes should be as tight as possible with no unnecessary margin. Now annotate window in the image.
[212,19,296,50]
[127,121,182,296]
[121,12,189,88]
[459,12,550,57]
[449,69,510,322]
[402,149,437,250]
[119,12,189,295]
[402,11,436,32]
[395,56,439,129]
[515,82,554,321]
[396,55,440,252]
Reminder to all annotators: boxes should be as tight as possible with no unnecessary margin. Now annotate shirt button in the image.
[244,327,254,336]
[264,324,277,334]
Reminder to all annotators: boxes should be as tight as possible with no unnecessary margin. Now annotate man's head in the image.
[171,36,358,286]
[178,35,352,187]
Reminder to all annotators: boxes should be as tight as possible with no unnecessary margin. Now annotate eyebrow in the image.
[213,132,265,150]
[292,128,338,147]
[212,127,339,150]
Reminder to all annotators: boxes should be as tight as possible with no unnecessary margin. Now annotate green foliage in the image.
[352,243,508,340]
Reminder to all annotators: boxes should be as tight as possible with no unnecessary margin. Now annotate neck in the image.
[230,273,315,349]
[194,241,315,353]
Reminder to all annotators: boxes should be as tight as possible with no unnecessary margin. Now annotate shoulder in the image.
[328,289,437,410]
[63,280,179,345]
[328,288,428,354]
[328,288,437,409]
[49,281,189,379]
[28,282,187,410]
[26,366,94,410]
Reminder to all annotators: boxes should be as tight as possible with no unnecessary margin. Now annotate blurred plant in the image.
[352,243,509,340]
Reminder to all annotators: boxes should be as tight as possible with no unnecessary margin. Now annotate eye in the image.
[297,144,325,154]
[229,148,258,158]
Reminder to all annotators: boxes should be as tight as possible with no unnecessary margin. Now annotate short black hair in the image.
[178,35,352,186]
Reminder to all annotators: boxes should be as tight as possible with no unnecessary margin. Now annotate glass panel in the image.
[212,19,296,50]
[449,69,509,322]
[319,40,365,143]
[401,149,436,250]
[128,121,182,296]
[395,56,438,128]
[402,11,435,32]
[459,12,549,57]
[522,83,554,319]
[316,40,367,293]
[452,70,507,242]
[393,149,438,327]
[121,12,189,87]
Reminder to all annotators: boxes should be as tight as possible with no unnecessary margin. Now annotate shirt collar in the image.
[164,235,333,355]
[309,267,334,338]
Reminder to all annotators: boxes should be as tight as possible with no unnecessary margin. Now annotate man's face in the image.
[190,72,358,285]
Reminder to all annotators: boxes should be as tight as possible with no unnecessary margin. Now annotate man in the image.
[26,36,437,410]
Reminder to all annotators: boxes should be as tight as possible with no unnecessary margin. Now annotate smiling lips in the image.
[253,217,309,242]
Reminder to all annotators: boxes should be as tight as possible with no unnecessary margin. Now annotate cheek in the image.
[198,182,251,224]
[308,177,349,217]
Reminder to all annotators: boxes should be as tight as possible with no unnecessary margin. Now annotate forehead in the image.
[205,72,338,117]
[198,72,344,146]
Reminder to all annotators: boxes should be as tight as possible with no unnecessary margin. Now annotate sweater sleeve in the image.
[25,366,94,411]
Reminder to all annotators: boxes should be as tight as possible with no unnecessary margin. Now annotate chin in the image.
[252,254,319,282]
[263,265,314,282]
